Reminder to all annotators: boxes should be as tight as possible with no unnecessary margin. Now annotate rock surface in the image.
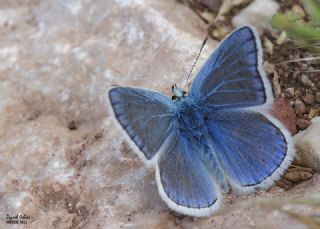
[0,0,319,229]
[294,117,320,170]
[271,97,297,134]
[232,0,279,32]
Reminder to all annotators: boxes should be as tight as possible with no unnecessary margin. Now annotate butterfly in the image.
[107,25,294,217]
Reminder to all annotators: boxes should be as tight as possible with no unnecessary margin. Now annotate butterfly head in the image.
[171,84,187,101]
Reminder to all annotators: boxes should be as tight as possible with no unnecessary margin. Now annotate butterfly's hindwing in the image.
[205,108,294,193]
[156,129,223,217]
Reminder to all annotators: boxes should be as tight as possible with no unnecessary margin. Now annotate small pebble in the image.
[302,93,315,105]
[284,168,313,183]
[284,87,295,99]
[264,61,275,74]
[276,31,286,45]
[294,90,302,98]
[316,92,320,103]
[264,38,274,55]
[300,74,315,87]
[297,118,310,130]
[294,99,306,114]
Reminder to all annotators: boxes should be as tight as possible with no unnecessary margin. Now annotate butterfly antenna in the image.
[184,36,208,89]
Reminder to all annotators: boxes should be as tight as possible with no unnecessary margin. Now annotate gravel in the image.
[300,74,315,87]
[316,92,320,103]
[284,87,295,99]
[302,93,316,105]
[297,118,311,130]
[294,99,307,114]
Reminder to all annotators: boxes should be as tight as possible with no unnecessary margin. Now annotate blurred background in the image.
[0,0,319,228]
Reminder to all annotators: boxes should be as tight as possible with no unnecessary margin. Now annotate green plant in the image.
[272,0,320,53]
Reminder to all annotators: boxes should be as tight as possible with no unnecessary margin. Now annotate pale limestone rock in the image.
[294,117,320,169]
[0,0,318,229]
[232,0,280,32]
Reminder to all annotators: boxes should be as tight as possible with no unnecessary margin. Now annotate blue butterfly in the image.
[107,25,294,217]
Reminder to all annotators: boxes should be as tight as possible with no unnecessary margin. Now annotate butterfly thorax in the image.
[174,98,206,140]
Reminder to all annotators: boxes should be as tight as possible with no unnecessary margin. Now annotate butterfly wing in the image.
[205,109,294,193]
[190,25,272,109]
[189,25,293,192]
[156,131,223,217]
[108,86,175,165]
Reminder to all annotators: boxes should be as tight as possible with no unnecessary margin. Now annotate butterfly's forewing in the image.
[190,26,272,109]
[205,109,294,193]
[156,131,223,217]
[108,87,175,165]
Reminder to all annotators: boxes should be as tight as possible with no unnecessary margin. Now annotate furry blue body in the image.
[174,97,205,137]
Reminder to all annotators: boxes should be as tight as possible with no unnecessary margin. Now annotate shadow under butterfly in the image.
[107,25,295,217]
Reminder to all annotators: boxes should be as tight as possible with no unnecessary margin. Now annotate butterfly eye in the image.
[172,95,177,100]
